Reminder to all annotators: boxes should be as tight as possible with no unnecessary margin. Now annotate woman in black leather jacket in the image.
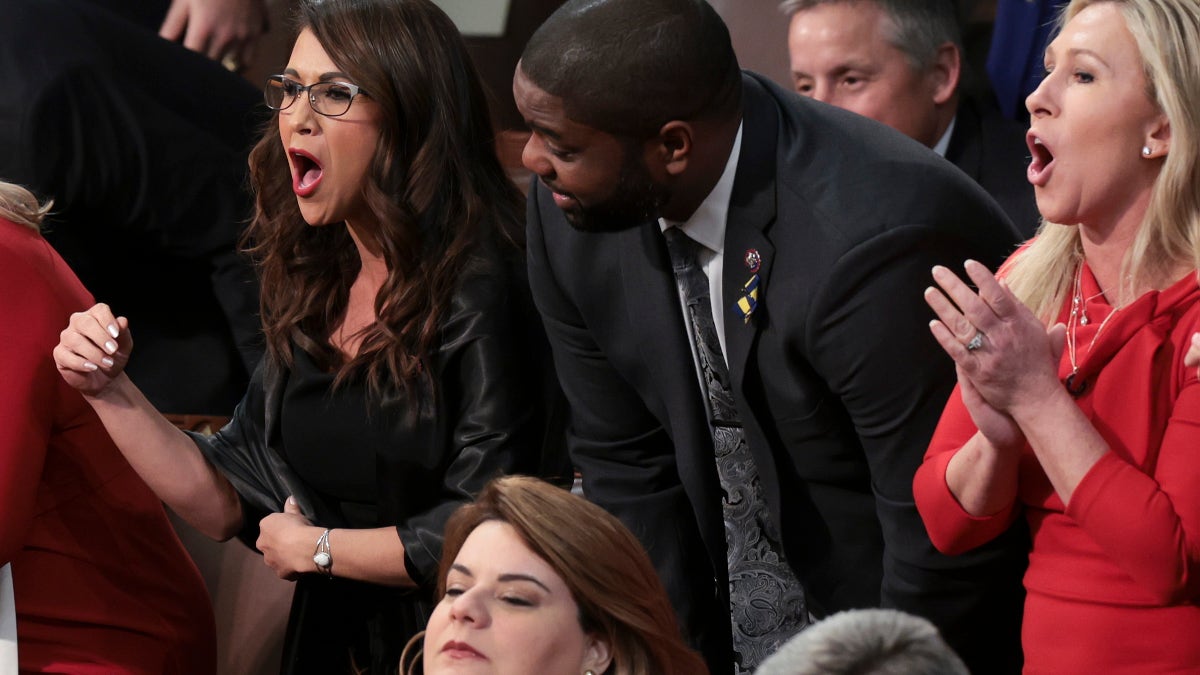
[53,0,557,672]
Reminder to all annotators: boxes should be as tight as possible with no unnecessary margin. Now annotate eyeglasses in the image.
[264,75,368,118]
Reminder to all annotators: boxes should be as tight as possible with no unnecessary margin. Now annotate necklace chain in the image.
[1066,265,1117,391]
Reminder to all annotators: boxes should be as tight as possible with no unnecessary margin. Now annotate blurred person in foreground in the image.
[755,609,967,675]
[0,180,215,674]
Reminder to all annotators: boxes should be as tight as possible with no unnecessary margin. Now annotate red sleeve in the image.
[913,384,1021,555]
[1066,378,1200,604]
[0,230,57,564]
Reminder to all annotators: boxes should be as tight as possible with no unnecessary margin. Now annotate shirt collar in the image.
[932,115,957,158]
[659,122,744,254]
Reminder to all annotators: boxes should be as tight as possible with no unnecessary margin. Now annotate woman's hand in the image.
[955,364,1025,452]
[53,303,132,397]
[924,260,1064,415]
[257,496,322,581]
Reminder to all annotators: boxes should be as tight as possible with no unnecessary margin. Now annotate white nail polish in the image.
[104,341,117,354]
[101,357,114,368]
[107,324,119,338]
[83,361,98,371]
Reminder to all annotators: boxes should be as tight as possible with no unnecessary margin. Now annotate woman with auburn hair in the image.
[403,475,708,675]
[53,0,553,672]
[1,180,215,673]
[915,0,1200,670]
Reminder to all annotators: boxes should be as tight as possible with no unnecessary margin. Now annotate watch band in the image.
[313,528,333,576]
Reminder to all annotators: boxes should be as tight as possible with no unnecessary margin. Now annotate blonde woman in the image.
[0,181,215,673]
[915,0,1200,671]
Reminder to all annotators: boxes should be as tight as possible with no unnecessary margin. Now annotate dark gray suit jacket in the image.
[528,73,1028,674]
[947,94,1041,239]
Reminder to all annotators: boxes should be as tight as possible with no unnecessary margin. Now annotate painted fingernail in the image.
[83,361,99,371]
[107,324,119,338]
[104,341,118,354]
[101,356,114,368]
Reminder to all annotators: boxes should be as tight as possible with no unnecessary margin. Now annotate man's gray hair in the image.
[778,0,960,72]
[754,609,970,675]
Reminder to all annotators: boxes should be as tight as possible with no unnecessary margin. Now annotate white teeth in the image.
[1033,138,1044,145]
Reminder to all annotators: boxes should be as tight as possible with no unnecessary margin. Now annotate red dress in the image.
[914,262,1200,674]
[0,219,216,673]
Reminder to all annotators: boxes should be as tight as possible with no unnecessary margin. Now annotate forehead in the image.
[287,28,340,75]
[456,521,557,578]
[787,2,902,62]
[513,67,615,145]
[1051,2,1139,62]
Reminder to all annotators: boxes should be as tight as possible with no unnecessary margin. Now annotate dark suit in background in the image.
[946,94,1041,239]
[528,73,1029,674]
[0,0,264,414]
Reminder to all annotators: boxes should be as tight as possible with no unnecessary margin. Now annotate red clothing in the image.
[0,219,215,673]
[914,262,1200,674]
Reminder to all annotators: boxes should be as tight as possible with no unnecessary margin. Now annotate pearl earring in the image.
[1142,146,1152,156]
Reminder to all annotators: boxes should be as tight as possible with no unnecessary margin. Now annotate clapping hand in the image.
[924,261,1066,447]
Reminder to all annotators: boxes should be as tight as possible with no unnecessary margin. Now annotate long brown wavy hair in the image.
[244,0,523,402]
[402,476,710,675]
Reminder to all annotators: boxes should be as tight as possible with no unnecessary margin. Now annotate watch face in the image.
[314,552,332,567]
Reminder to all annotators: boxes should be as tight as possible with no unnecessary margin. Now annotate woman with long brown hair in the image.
[403,475,708,675]
[53,0,551,672]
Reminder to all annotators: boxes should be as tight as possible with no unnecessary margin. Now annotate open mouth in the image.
[1026,133,1055,187]
[290,149,324,197]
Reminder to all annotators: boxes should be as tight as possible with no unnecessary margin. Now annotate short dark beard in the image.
[561,143,670,233]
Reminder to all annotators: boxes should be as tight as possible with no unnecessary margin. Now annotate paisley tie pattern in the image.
[663,228,808,674]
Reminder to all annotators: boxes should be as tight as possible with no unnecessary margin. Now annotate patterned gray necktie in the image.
[663,228,808,674]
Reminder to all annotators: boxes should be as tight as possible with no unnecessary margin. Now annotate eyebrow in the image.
[1066,47,1110,67]
[449,563,552,593]
[282,68,356,82]
[526,121,563,141]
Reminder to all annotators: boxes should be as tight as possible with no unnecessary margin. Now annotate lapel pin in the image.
[733,273,760,324]
[743,248,762,273]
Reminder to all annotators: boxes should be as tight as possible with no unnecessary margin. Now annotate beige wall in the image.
[712,0,792,89]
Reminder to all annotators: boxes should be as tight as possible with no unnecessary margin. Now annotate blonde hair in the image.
[0,181,51,230]
[402,475,708,675]
[1003,0,1200,320]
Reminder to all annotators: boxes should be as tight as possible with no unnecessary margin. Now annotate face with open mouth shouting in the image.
[1024,2,1168,231]
[278,28,382,229]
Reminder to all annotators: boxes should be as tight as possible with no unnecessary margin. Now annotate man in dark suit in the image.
[516,1,1028,673]
[781,0,1040,238]
[0,0,265,414]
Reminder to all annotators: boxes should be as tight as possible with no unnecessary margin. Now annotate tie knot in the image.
[664,227,705,272]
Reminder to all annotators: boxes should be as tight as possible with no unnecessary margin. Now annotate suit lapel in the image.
[723,81,779,394]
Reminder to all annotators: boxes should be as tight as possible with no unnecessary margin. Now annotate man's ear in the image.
[581,634,613,675]
[651,120,694,177]
[930,42,961,106]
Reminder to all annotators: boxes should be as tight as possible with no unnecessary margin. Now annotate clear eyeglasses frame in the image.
[263,75,369,118]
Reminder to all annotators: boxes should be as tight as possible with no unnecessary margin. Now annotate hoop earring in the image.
[1142,145,1152,157]
[585,671,597,675]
